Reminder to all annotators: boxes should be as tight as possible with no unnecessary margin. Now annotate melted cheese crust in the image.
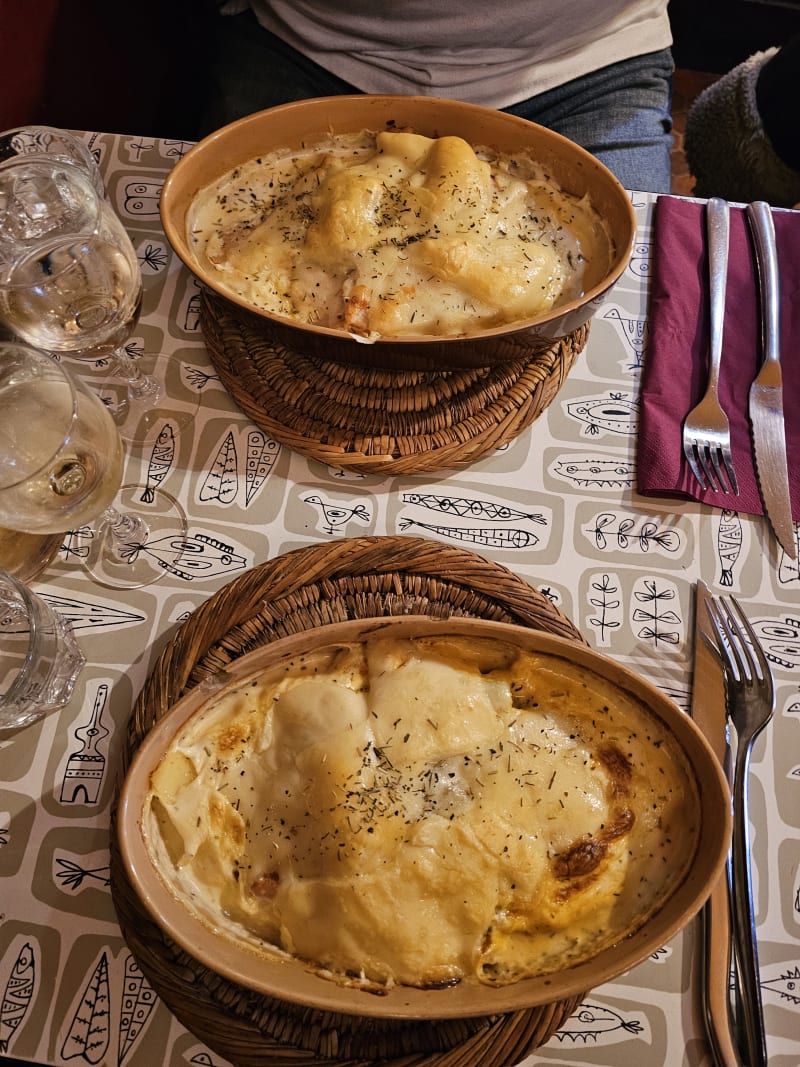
[145,636,699,990]
[186,131,613,340]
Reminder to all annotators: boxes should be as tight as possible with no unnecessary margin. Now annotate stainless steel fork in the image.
[682,198,739,494]
[705,593,775,1067]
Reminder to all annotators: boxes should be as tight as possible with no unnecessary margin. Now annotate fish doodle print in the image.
[143,532,248,581]
[61,952,111,1064]
[40,593,144,632]
[399,517,539,549]
[401,491,546,525]
[0,941,36,1054]
[585,512,681,556]
[750,615,800,670]
[552,453,636,490]
[554,1000,646,1044]
[566,393,638,437]
[140,424,176,503]
[717,509,742,587]
[762,965,800,1007]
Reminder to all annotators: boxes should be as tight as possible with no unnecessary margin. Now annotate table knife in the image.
[691,580,740,1067]
[746,201,797,560]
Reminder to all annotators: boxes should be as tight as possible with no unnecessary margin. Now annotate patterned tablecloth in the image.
[1,131,798,1067]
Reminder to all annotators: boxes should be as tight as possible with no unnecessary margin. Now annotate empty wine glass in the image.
[0,157,195,445]
[0,124,104,195]
[0,341,187,589]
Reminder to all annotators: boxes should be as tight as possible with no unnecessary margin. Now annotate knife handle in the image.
[701,871,741,1067]
[746,202,780,368]
[707,198,730,391]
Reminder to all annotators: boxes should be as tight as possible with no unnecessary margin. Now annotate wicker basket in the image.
[110,536,587,1066]
[200,291,587,475]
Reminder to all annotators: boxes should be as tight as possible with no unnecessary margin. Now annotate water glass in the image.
[0,124,104,195]
[0,569,85,732]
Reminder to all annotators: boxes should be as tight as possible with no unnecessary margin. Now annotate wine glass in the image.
[0,341,187,589]
[0,124,105,195]
[0,157,196,446]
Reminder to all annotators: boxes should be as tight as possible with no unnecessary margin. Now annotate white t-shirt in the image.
[240,0,672,109]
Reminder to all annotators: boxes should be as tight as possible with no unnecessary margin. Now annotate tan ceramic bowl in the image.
[160,96,636,368]
[118,616,729,1020]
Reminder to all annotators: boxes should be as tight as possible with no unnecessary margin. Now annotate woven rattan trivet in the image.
[111,537,587,1067]
[199,290,588,475]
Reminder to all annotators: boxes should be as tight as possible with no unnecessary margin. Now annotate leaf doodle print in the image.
[119,956,157,1064]
[587,513,681,554]
[398,517,538,549]
[632,579,681,647]
[201,432,238,503]
[245,430,279,505]
[61,952,111,1064]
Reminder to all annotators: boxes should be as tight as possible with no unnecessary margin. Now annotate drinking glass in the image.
[0,568,85,733]
[0,342,187,589]
[0,158,195,445]
[0,124,104,195]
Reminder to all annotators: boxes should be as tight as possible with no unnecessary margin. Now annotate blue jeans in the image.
[196,10,674,193]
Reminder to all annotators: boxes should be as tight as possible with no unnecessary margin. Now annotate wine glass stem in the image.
[111,349,162,404]
[100,504,150,561]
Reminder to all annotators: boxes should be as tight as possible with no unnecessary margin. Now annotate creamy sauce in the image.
[145,635,699,991]
[187,130,613,340]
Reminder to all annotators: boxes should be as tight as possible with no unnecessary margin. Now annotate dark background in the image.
[2,0,800,138]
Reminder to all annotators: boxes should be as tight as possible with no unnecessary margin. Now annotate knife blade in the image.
[691,580,739,1067]
[746,201,797,560]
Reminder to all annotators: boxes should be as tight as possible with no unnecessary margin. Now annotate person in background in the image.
[685,35,800,208]
[189,0,675,194]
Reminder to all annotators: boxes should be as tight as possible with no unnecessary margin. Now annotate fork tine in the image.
[728,595,773,692]
[705,597,745,680]
[683,440,709,491]
[706,448,730,494]
[721,449,739,496]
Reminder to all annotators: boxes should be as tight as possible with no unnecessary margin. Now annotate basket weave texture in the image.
[111,536,587,1066]
[200,291,588,475]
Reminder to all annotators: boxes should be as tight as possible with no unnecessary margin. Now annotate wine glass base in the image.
[99,352,199,448]
[82,484,188,590]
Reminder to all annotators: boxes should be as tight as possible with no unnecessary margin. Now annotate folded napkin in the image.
[637,195,800,521]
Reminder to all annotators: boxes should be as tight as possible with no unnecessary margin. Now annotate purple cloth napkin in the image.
[637,195,800,521]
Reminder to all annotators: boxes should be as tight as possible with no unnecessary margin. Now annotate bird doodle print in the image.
[303,493,371,535]
[602,306,648,370]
